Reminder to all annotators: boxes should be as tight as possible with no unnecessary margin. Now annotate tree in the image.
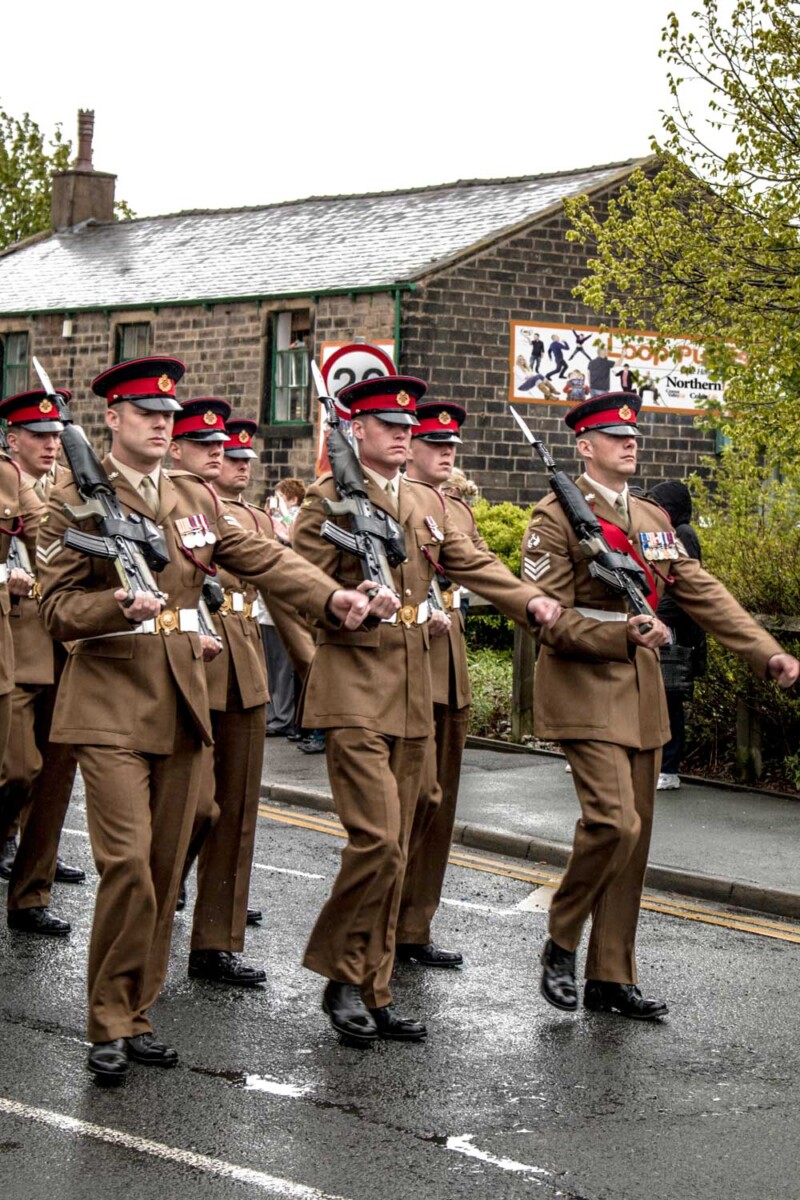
[0,105,134,251]
[564,0,800,465]
[0,106,71,249]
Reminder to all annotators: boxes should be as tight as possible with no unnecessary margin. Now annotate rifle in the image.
[32,357,169,609]
[0,422,34,579]
[509,405,653,632]
[311,361,406,601]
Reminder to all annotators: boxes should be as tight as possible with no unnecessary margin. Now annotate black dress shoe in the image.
[540,937,577,1011]
[584,980,668,1021]
[87,1039,129,1084]
[188,949,266,986]
[265,726,294,738]
[54,857,86,884]
[126,1033,179,1067]
[396,942,463,968]
[369,1004,427,1042]
[8,906,70,936]
[175,883,187,912]
[0,836,17,881]
[322,981,377,1045]
[246,908,263,926]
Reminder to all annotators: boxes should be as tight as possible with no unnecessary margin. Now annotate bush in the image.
[466,498,533,652]
[466,648,514,738]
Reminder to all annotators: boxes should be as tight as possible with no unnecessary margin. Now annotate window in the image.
[115,323,150,362]
[266,310,311,424]
[1,332,29,398]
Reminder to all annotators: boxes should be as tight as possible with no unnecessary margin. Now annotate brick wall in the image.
[398,190,715,506]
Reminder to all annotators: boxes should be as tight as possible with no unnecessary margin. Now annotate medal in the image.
[424,515,444,543]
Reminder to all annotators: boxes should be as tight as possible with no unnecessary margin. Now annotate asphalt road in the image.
[1,786,799,1200]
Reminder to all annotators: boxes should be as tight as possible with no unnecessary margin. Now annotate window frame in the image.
[1,331,29,398]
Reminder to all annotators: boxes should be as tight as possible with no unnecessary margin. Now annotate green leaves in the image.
[0,106,71,249]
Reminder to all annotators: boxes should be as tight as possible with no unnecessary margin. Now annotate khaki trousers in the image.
[397,701,470,944]
[78,703,206,1043]
[549,741,661,984]
[190,698,266,952]
[303,727,429,1008]
[0,693,10,783]
[1,679,77,912]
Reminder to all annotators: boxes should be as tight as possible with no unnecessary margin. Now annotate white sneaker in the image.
[657,773,681,790]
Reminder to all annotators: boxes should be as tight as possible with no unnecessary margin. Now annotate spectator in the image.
[647,480,708,791]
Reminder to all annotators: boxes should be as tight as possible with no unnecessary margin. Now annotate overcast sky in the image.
[4,0,707,218]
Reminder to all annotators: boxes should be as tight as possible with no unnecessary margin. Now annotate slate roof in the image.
[0,160,644,314]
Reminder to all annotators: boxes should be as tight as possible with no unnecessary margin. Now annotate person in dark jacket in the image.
[648,480,708,790]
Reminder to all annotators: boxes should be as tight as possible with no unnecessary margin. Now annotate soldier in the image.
[0,442,40,766]
[292,375,561,1045]
[36,356,380,1085]
[524,393,799,1019]
[395,399,480,968]
[0,389,83,940]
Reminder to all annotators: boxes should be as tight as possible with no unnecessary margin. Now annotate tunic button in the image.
[3,508,9,516]
[405,588,412,596]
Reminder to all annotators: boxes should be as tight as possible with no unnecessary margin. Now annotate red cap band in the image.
[109,374,177,402]
[574,406,638,434]
[173,410,227,437]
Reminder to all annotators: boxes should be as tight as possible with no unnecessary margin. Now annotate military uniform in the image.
[36,359,349,1058]
[293,377,547,1023]
[3,465,79,921]
[525,394,784,998]
[397,402,484,954]
[0,454,41,766]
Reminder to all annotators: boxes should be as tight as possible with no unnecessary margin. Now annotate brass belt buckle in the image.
[220,593,232,617]
[157,609,179,635]
[398,604,416,626]
[442,589,454,611]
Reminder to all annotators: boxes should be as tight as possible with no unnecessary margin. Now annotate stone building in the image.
[0,114,714,504]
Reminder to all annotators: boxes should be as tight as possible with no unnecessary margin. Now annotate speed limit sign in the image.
[320,341,397,398]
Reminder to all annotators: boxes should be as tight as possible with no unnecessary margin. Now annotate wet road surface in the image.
[1,786,799,1200]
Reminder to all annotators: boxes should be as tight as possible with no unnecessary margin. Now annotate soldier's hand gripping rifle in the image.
[311,362,406,603]
[32,357,170,609]
[0,423,34,579]
[509,405,653,632]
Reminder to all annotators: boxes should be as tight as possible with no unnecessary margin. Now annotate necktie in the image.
[33,477,48,502]
[614,493,630,532]
[139,476,159,516]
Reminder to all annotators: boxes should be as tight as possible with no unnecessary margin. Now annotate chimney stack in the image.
[51,109,116,230]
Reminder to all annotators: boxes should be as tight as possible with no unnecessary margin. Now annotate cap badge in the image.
[618,405,633,421]
[238,430,250,444]
[38,398,54,414]
[157,374,173,394]
[438,411,452,425]
[397,390,410,408]
[203,410,217,426]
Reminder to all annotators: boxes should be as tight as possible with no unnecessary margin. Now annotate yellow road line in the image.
[257,803,800,945]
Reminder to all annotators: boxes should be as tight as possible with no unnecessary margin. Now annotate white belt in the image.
[220,590,263,621]
[0,563,8,584]
[386,599,430,627]
[442,586,463,611]
[76,607,201,642]
[575,606,628,622]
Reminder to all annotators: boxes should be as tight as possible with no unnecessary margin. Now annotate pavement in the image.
[262,736,800,919]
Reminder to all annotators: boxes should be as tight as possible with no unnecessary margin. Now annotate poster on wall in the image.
[315,340,397,473]
[509,319,729,414]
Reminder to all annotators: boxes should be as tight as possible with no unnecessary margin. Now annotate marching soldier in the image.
[395,399,480,968]
[0,389,83,940]
[292,375,561,1045]
[169,405,275,985]
[525,393,799,1019]
[0,444,40,762]
[36,356,379,1085]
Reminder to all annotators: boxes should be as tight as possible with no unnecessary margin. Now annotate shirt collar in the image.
[109,453,161,493]
[582,472,628,512]
[361,462,399,501]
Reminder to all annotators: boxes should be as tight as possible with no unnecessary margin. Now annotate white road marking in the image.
[440,897,515,916]
[0,1096,350,1198]
[253,864,324,880]
[244,1075,311,1098]
[446,1133,552,1180]
[515,887,553,912]
[61,828,90,839]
